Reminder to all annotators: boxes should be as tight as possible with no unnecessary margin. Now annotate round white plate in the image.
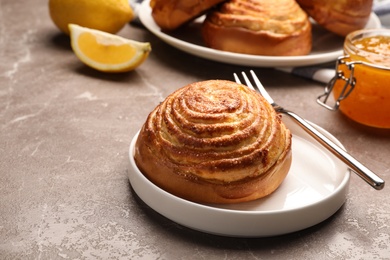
[139,0,381,67]
[128,116,350,237]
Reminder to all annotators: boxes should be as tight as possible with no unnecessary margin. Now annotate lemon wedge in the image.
[69,24,151,73]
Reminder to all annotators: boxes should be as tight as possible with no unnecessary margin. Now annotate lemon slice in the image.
[69,24,151,73]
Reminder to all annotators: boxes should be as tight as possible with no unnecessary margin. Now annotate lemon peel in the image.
[49,0,133,35]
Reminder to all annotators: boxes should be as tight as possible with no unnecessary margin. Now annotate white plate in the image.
[128,116,350,237]
[139,0,381,67]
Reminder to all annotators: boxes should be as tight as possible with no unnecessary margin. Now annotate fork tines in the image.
[233,72,255,91]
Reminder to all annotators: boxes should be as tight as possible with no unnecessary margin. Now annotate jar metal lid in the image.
[319,28,390,110]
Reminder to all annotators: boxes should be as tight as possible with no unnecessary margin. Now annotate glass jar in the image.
[317,29,390,129]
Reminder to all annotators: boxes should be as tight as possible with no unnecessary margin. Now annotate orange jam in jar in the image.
[332,29,390,128]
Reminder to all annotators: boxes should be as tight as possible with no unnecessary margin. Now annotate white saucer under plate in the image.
[139,0,381,67]
[128,117,350,237]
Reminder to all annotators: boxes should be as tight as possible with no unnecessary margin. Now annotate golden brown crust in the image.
[201,0,312,56]
[150,0,227,31]
[134,80,292,204]
[296,0,373,36]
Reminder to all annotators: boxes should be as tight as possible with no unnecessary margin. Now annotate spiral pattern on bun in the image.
[134,80,292,204]
[202,0,312,56]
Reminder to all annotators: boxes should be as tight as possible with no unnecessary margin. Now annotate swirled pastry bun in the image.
[150,0,227,31]
[134,80,292,204]
[201,0,312,56]
[296,0,373,36]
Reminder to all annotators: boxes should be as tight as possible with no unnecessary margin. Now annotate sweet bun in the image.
[201,0,312,56]
[296,0,373,36]
[134,80,292,204]
[149,0,227,31]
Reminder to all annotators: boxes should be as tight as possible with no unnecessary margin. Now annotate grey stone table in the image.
[1,1,389,259]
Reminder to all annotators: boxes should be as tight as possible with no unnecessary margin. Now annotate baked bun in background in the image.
[134,80,292,204]
[296,0,373,36]
[201,0,312,56]
[150,0,227,31]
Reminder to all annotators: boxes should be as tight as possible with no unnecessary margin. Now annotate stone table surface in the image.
[1,1,389,259]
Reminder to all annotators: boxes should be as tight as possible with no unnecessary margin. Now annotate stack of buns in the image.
[134,80,292,204]
[150,0,373,56]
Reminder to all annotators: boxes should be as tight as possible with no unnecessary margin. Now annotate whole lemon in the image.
[49,0,134,35]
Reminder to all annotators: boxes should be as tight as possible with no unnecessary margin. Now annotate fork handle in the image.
[281,109,385,190]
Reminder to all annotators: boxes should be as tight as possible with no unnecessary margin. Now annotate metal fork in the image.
[234,70,384,190]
